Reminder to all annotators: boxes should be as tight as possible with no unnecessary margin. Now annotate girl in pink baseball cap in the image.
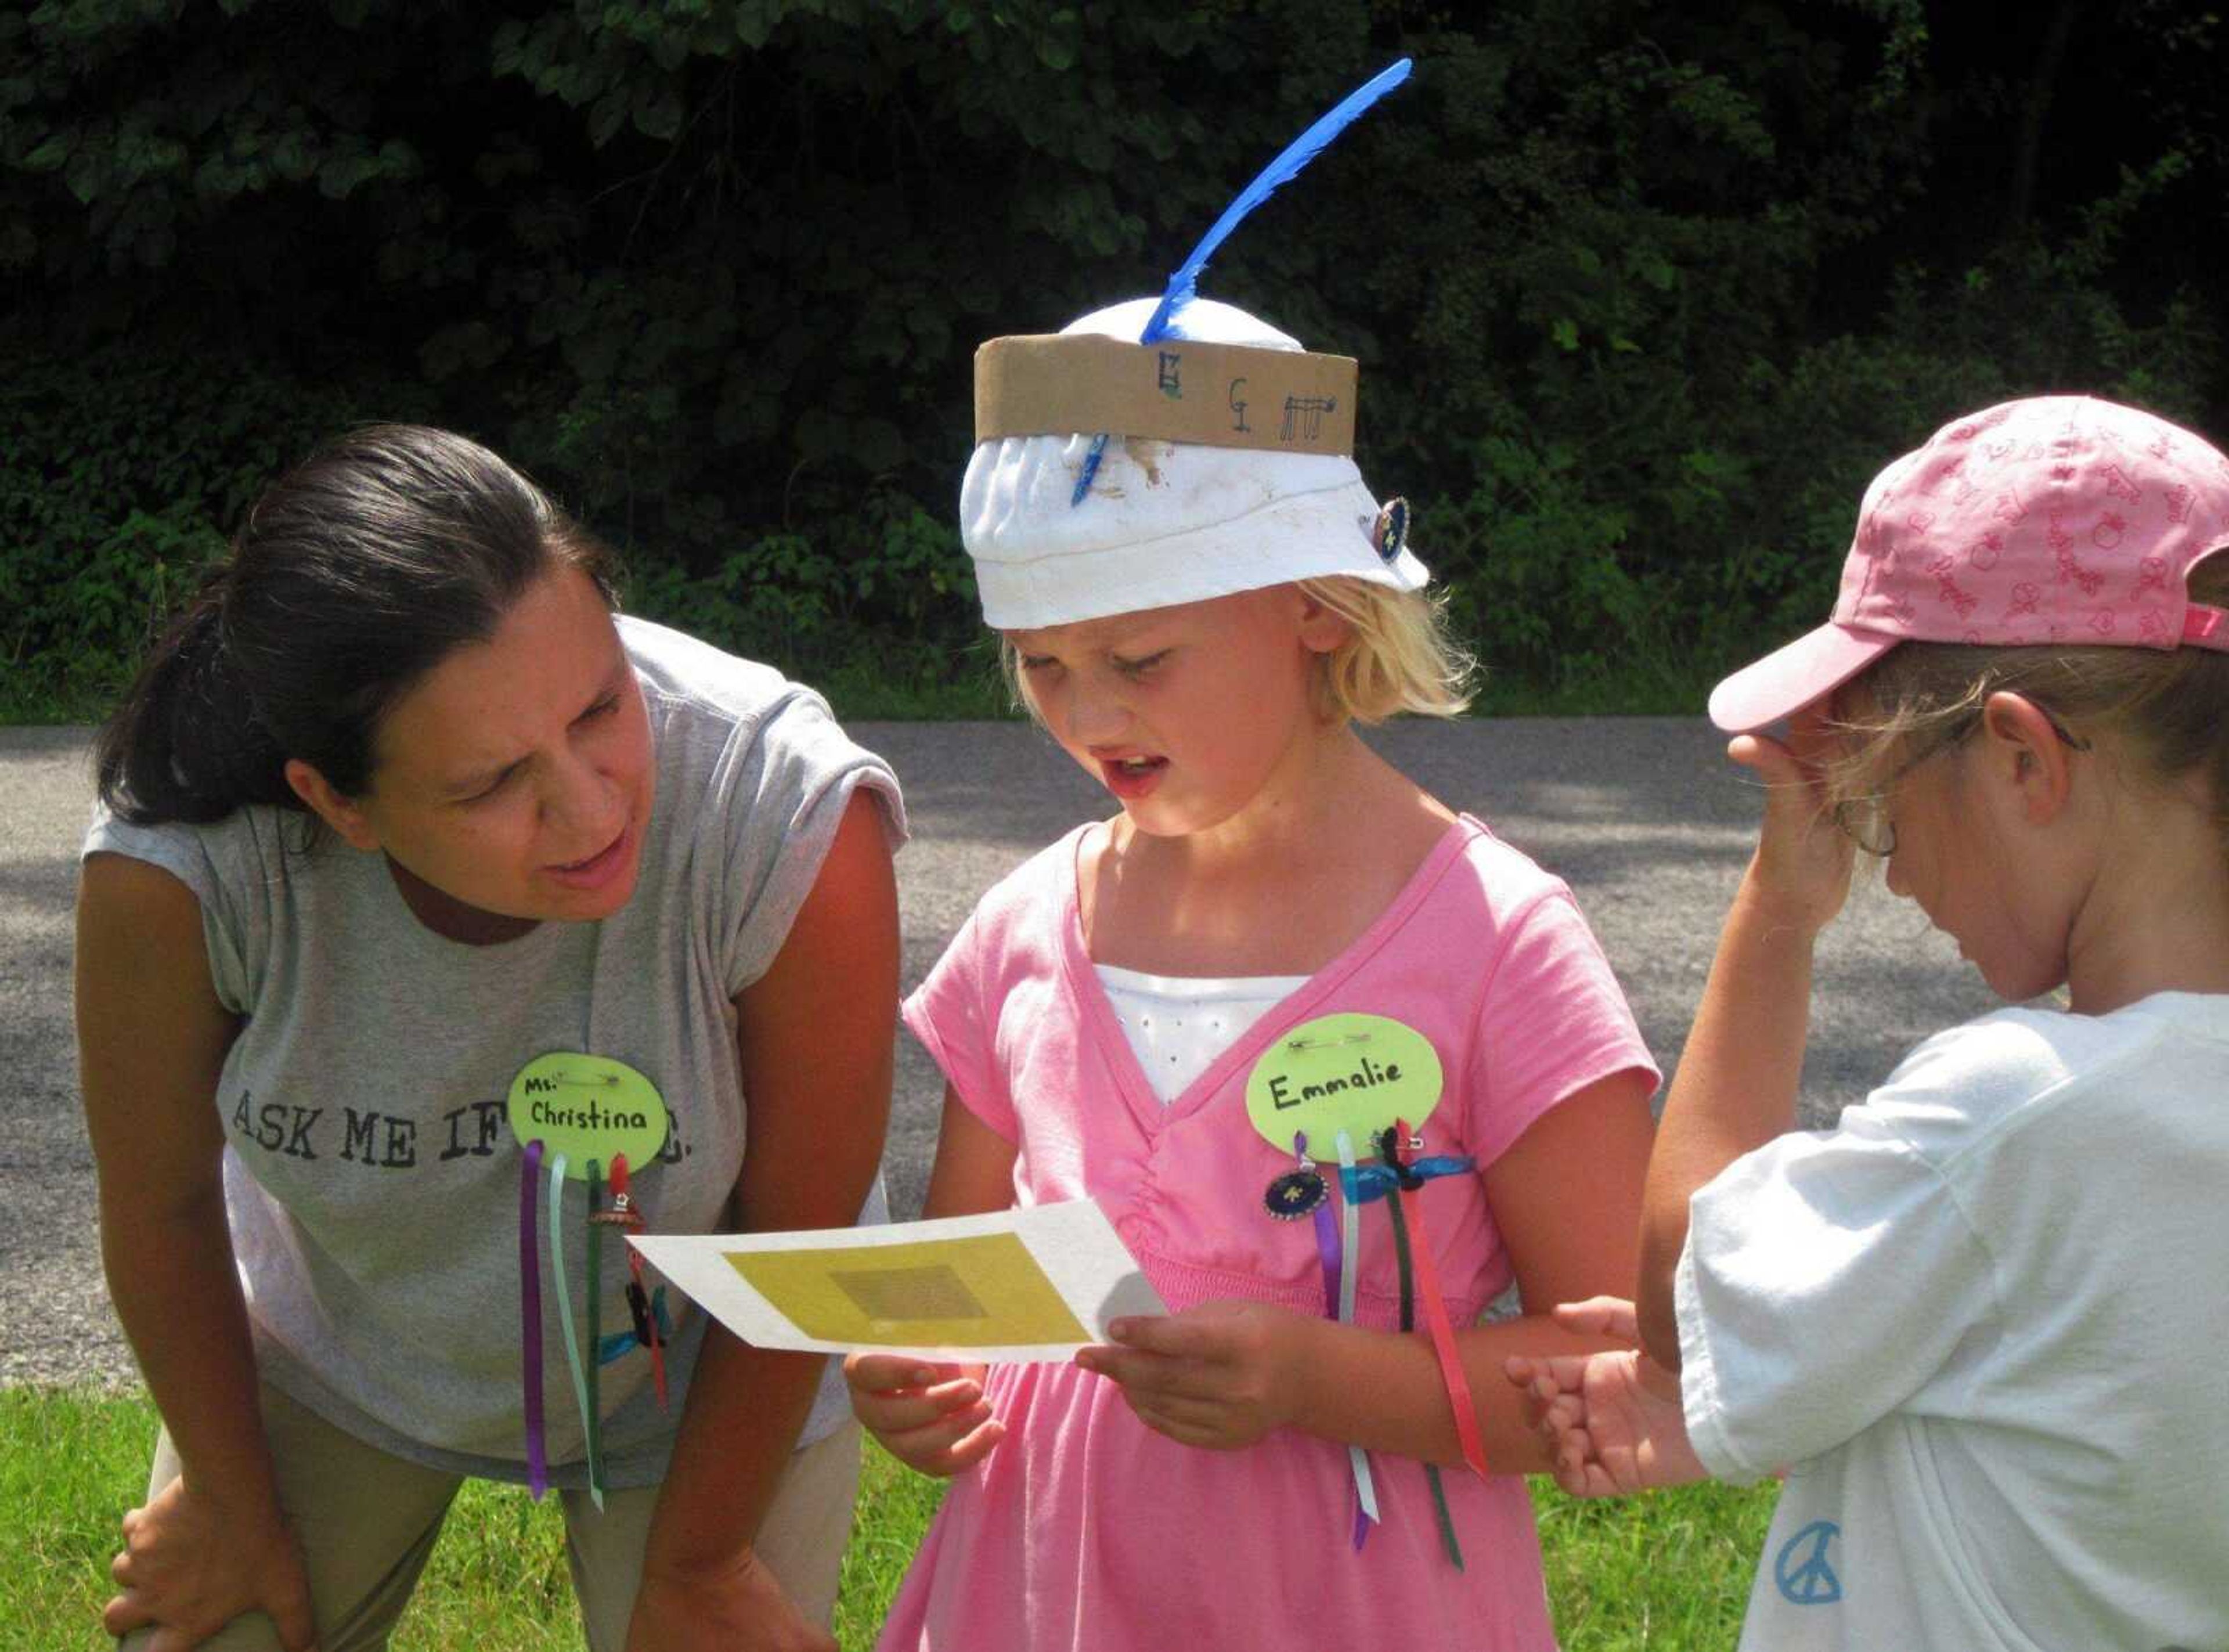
[1512,395,2229,1650]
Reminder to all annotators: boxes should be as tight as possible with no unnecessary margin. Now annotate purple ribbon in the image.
[1312,1201,1343,1318]
[520,1138,547,1500]
[1300,1134,1344,1318]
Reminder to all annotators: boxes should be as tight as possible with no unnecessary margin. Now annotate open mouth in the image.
[547,825,631,887]
[556,834,622,872]
[1097,754,1168,797]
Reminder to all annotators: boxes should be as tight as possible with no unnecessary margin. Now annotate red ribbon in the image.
[1390,1120,1490,1481]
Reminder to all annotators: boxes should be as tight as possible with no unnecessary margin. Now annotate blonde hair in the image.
[1296,575,1474,723]
[997,576,1475,725]
[1826,555,2229,857]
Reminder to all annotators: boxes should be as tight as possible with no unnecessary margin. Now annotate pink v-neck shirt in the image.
[884,816,1658,1649]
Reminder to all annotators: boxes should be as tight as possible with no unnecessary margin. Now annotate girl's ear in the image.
[1293,588,1354,655]
[1978,692,2076,827]
[284,758,382,851]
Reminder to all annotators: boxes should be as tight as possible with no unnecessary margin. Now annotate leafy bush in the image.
[0,333,412,713]
[3,1,2223,716]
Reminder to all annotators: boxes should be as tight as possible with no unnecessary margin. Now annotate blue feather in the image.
[1140,57,1412,346]
[1071,58,1413,507]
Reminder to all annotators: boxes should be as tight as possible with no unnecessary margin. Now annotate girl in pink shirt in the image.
[849,296,1660,1649]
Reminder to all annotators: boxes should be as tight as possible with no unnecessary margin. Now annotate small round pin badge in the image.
[1264,1166,1330,1221]
[1371,496,1409,564]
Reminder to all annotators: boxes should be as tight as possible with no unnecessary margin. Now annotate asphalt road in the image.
[0,719,1995,1387]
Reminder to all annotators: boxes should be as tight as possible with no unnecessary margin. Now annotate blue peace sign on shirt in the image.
[1774,1520,1843,1606]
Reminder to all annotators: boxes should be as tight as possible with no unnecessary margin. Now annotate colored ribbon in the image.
[547,1150,604,1510]
[1333,1129,1380,1548]
[598,1288,671,1365]
[1379,1164,1463,1569]
[1299,1134,1343,1318]
[1395,1187,1491,1479]
[519,1139,547,1500]
[585,1158,605,1503]
[608,1153,669,1410]
[1345,1124,1487,1568]
[1336,1155,1476,1204]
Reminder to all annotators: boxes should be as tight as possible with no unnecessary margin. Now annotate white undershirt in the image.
[1095,964,1310,1104]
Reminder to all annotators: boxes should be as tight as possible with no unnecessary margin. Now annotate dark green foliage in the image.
[0,331,417,715]
[3,0,2224,717]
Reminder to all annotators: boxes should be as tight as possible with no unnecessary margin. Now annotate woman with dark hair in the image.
[78,425,903,1652]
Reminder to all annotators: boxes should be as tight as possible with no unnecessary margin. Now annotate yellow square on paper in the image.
[726,1231,1090,1347]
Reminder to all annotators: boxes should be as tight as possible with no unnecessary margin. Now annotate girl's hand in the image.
[625,1548,834,1652]
[842,1353,1003,1477]
[1731,706,1853,936]
[1076,1301,1305,1451]
[103,1474,318,1652]
[1503,1297,1706,1498]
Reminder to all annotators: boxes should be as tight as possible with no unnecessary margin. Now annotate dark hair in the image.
[95,425,618,824]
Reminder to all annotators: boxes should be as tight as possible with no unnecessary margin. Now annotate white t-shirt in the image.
[1677,993,2229,1651]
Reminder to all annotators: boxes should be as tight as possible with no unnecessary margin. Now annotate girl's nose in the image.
[1064,677,1130,745]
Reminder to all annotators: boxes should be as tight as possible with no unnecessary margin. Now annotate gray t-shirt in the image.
[84,616,906,1488]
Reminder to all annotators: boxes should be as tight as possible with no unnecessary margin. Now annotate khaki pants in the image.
[121,1384,860,1652]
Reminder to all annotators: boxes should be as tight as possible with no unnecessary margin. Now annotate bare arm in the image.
[1635,722,1850,1369]
[1083,1069,1657,1473]
[1634,883,1819,1369]
[77,852,315,1648]
[634,788,899,1596]
[918,1085,1020,1220]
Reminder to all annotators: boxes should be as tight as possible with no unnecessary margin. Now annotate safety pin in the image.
[1285,1032,1373,1052]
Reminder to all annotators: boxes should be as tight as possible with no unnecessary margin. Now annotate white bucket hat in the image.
[961,296,1430,630]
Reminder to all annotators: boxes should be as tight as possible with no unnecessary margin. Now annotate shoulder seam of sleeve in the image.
[1461,881,1580,1047]
[1916,1024,2142,1182]
[1863,1099,2025,1368]
[1453,882,1560,1025]
[1689,1130,2007,1471]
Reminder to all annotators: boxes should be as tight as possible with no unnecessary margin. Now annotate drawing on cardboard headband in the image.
[974,333,1359,457]
[1067,56,1413,504]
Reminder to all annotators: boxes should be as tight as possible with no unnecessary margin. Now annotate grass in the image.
[5,1386,1773,1651]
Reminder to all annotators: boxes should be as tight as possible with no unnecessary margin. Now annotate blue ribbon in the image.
[1338,1156,1473,1204]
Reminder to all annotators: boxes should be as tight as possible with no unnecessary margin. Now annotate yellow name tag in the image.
[1245,1013,1443,1162]
[507,1052,670,1180]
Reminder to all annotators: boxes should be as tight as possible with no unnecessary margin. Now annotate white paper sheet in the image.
[629,1199,1166,1361]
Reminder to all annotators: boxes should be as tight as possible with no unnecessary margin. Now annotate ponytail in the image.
[93,567,295,824]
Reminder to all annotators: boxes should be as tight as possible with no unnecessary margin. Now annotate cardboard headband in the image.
[975,333,1359,457]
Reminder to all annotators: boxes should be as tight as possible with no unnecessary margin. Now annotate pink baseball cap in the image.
[1708,396,2229,732]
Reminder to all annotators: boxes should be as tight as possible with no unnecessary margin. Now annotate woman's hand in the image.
[1075,1301,1308,1451]
[842,1354,1004,1477]
[625,1548,834,1652]
[103,1475,318,1652]
[1731,706,1854,936]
